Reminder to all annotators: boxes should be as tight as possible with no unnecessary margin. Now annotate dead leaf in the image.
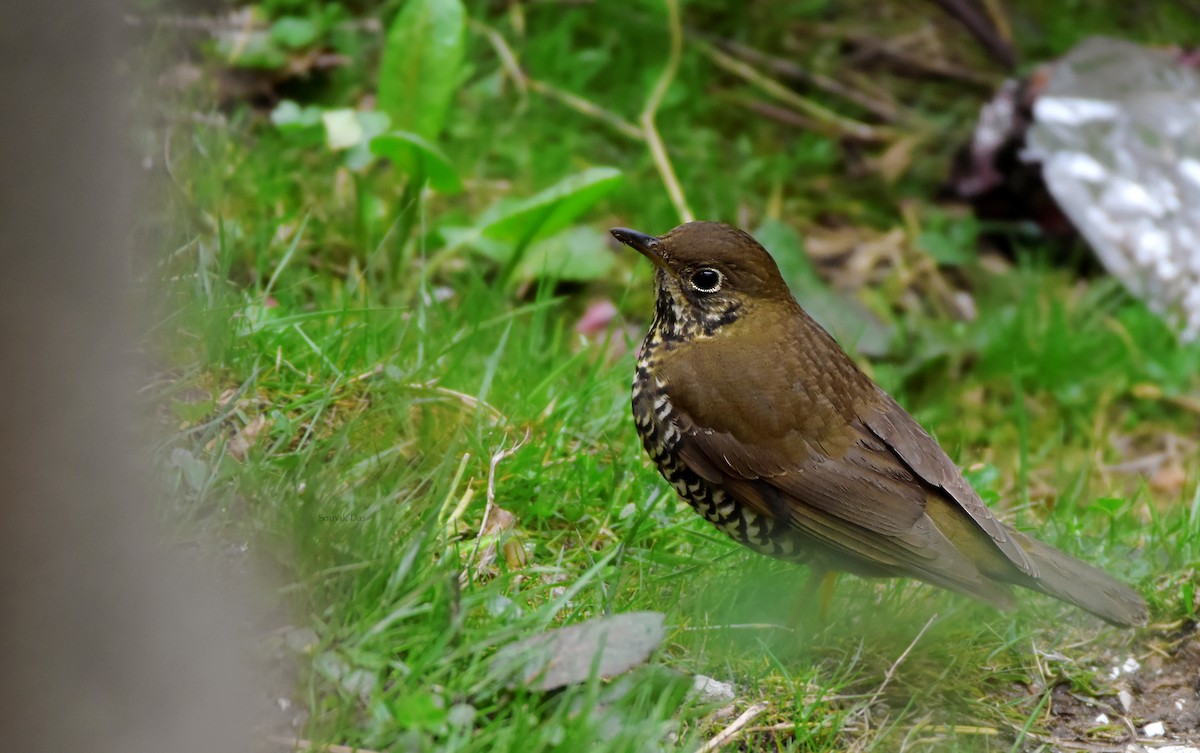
[1150,461,1187,496]
[490,612,665,691]
[464,504,526,581]
[872,134,921,184]
[228,414,268,460]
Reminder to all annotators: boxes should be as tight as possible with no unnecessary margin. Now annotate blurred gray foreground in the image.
[0,3,258,752]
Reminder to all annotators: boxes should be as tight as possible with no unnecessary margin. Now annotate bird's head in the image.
[611,221,793,336]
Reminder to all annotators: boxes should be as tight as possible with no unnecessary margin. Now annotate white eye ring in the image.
[690,268,722,293]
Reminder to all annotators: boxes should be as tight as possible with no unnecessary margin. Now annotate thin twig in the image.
[464,428,531,581]
[530,79,643,140]
[679,622,795,632]
[981,0,1014,50]
[478,432,529,542]
[743,722,804,734]
[403,382,506,423]
[710,37,903,123]
[469,19,641,140]
[472,7,692,220]
[702,42,891,143]
[817,25,997,88]
[469,18,528,104]
[640,0,693,223]
[695,702,769,753]
[862,613,938,710]
[928,0,1015,69]
[744,99,824,133]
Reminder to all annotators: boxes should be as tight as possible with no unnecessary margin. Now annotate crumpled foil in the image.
[1024,37,1200,340]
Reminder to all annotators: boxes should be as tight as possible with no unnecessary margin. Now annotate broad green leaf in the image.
[377,0,466,145]
[438,226,509,260]
[389,691,448,729]
[213,29,287,69]
[916,210,979,266]
[516,226,615,282]
[479,167,623,245]
[917,229,973,265]
[270,100,323,130]
[270,16,320,49]
[342,112,390,171]
[371,132,462,193]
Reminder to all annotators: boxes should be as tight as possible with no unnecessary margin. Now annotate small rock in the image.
[283,626,320,654]
[690,674,736,704]
[1118,689,1134,712]
[447,703,476,728]
[1143,721,1165,738]
[1094,713,1110,724]
[1109,656,1141,679]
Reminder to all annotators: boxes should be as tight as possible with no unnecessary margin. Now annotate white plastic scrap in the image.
[1143,720,1166,737]
[1025,37,1200,340]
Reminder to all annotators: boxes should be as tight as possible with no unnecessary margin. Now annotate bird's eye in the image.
[690,268,722,293]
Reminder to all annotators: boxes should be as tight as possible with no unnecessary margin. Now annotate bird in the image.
[612,221,1147,627]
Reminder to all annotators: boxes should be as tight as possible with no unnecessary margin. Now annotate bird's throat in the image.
[650,282,743,346]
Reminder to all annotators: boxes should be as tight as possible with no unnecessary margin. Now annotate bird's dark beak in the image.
[610,227,668,268]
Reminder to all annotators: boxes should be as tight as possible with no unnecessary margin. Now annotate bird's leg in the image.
[791,565,838,627]
[817,569,839,620]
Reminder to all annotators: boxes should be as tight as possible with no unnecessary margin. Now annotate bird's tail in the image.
[1011,530,1147,627]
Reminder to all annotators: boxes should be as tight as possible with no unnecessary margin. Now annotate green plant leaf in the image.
[343,112,391,171]
[371,131,462,193]
[270,100,324,130]
[270,16,320,49]
[479,167,623,245]
[515,226,615,282]
[213,29,287,69]
[376,0,466,145]
[916,210,978,266]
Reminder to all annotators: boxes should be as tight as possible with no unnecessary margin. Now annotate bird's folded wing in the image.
[861,395,1037,577]
[672,407,930,536]
[660,331,1036,577]
[669,394,1036,579]
[690,462,1019,610]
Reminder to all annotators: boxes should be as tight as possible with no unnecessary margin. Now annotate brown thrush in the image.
[613,221,1147,627]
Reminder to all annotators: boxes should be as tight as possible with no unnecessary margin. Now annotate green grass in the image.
[147,1,1200,750]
